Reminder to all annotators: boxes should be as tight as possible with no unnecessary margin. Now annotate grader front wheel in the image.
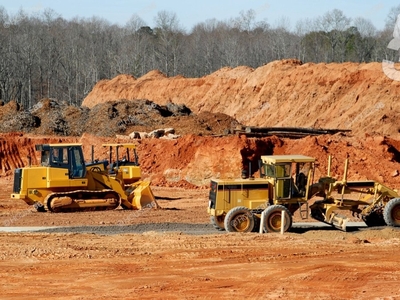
[383,198,400,227]
[224,206,255,233]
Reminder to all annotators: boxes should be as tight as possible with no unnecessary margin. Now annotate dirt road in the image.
[1,179,400,299]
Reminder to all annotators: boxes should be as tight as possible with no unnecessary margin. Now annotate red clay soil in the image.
[1,132,400,189]
[1,175,400,300]
[2,60,400,299]
[83,59,400,139]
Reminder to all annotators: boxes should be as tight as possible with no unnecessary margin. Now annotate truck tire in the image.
[224,206,255,233]
[263,205,292,233]
[210,215,225,231]
[383,198,400,227]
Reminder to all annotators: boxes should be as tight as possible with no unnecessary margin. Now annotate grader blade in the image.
[328,213,348,231]
[310,201,349,231]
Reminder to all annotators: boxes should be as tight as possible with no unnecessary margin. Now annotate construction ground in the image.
[1,59,400,299]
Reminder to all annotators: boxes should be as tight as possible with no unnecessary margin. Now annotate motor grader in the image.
[11,143,159,212]
[207,154,400,233]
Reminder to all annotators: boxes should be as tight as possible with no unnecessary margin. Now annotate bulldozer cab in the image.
[260,155,315,202]
[36,144,86,179]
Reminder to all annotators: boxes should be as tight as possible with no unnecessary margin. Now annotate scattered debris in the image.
[232,126,351,139]
[118,128,180,140]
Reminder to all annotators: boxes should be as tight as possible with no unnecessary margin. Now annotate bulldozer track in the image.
[44,189,121,213]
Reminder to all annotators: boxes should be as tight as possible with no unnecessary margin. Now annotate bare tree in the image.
[385,4,400,30]
[188,19,220,76]
[0,5,395,110]
[316,9,351,62]
[153,11,184,76]
[121,14,154,77]
[233,9,257,32]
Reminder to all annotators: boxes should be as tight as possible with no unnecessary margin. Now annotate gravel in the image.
[36,222,222,235]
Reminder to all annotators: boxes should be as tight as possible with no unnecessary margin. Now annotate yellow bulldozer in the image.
[11,143,159,212]
[208,154,400,233]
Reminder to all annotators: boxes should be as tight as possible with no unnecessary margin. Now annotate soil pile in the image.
[83,60,400,139]
[1,59,400,188]
[0,99,239,137]
[2,61,400,300]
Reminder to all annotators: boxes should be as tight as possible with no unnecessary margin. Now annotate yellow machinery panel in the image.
[120,166,141,184]
[210,178,269,216]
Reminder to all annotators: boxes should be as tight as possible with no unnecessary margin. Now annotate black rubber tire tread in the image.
[383,198,400,227]
[362,211,386,227]
[263,205,292,233]
[252,214,261,232]
[210,215,225,231]
[224,206,255,233]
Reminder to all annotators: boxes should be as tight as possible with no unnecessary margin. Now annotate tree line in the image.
[0,5,399,109]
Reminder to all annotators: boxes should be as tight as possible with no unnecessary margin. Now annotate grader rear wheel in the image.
[263,205,292,233]
[224,206,255,233]
[210,215,225,231]
[383,198,400,227]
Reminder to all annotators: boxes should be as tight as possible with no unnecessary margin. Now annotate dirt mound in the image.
[0,98,239,137]
[1,59,400,188]
[83,59,400,139]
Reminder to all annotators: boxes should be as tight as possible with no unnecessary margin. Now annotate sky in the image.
[1,0,399,31]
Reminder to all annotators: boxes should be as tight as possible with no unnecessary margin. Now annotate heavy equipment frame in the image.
[102,143,142,184]
[208,154,400,233]
[11,143,159,212]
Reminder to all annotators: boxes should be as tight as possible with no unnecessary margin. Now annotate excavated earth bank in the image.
[83,59,400,139]
[2,59,400,299]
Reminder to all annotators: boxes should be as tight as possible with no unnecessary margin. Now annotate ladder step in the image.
[298,201,309,220]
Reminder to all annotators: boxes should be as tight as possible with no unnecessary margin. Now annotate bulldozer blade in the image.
[131,181,160,210]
